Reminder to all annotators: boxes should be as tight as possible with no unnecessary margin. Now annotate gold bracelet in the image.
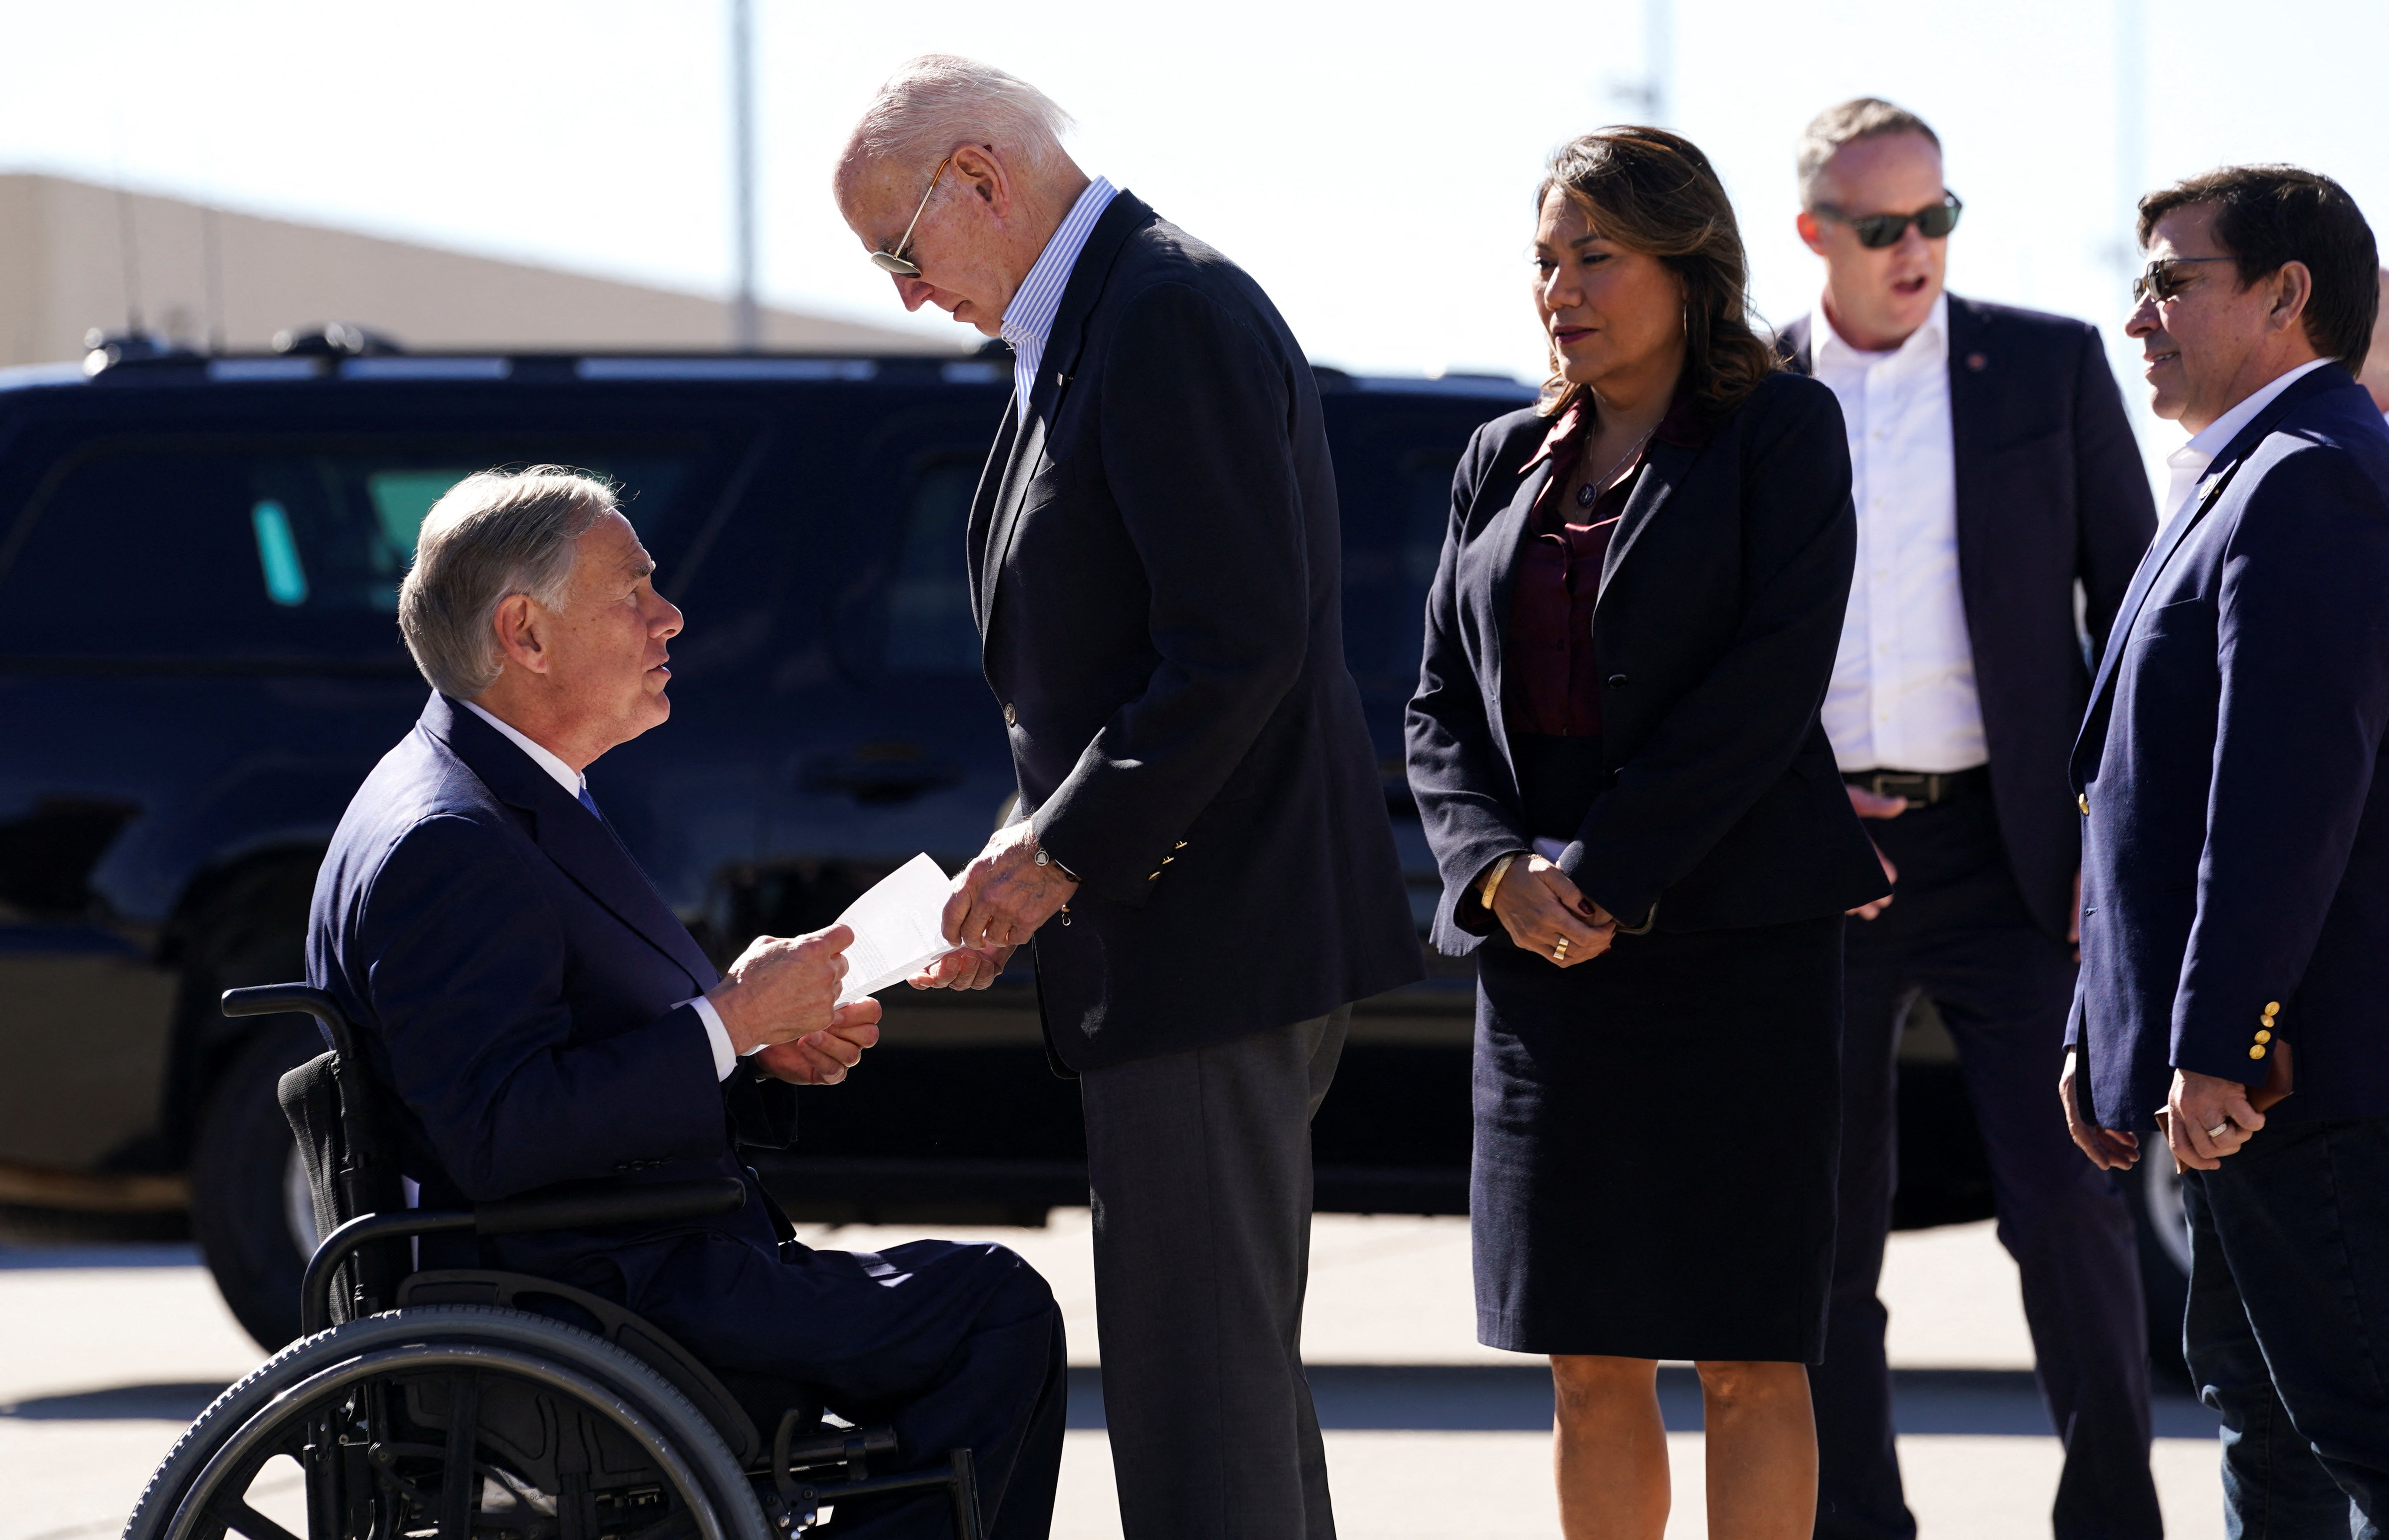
[1479,852,1520,908]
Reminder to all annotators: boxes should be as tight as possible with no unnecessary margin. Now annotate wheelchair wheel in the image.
[122,1305,771,1540]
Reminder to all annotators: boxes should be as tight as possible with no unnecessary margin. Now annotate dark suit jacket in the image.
[307,693,792,1272]
[969,191,1421,1072]
[1406,371,1886,951]
[2068,365,2389,1129]
[1777,296,2157,939]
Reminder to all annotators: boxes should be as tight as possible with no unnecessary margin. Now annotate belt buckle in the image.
[1871,771,1932,804]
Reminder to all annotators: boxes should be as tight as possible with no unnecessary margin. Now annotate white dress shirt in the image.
[1001,176,1119,424]
[1810,294,1989,774]
[2158,357,2335,526]
[460,700,736,1080]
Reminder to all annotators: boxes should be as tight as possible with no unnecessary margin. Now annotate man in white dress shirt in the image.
[1774,99,2163,1540]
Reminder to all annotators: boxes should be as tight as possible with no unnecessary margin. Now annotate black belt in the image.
[1843,766,1990,806]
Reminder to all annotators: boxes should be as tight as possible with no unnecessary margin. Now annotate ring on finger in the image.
[2205,1120,2232,1140]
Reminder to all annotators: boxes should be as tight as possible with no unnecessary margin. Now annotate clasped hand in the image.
[705,923,881,1085]
[1489,854,1616,967]
[2059,1053,2264,1172]
[907,821,1075,992]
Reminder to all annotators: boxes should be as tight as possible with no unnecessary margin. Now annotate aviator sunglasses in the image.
[869,153,956,277]
[2132,255,2235,305]
[1812,192,1964,249]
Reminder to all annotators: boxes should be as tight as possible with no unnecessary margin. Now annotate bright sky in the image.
[4,0,2383,467]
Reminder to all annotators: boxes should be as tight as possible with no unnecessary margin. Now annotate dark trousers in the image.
[2184,1116,2389,1538]
[1814,792,2159,1540]
[1079,1006,1350,1540]
[618,1217,1068,1540]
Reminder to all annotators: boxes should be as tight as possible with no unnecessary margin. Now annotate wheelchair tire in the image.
[122,1304,771,1540]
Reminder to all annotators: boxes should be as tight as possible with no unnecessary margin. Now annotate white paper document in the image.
[834,852,957,1005]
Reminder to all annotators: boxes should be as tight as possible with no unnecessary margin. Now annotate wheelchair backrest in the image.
[255,986,410,1325]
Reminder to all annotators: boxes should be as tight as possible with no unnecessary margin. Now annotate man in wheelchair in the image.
[296,466,1065,1535]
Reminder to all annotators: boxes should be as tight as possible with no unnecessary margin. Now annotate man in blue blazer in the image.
[1775,99,2161,1540]
[836,56,1420,1540]
[310,466,1066,1538]
[2067,165,2389,1531]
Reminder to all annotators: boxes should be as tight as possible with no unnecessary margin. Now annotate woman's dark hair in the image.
[2137,165,2379,373]
[1535,126,1777,418]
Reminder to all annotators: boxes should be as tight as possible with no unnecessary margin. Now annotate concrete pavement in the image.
[0,1215,2226,1539]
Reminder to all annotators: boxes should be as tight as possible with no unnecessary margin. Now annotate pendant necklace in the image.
[1576,423,1658,509]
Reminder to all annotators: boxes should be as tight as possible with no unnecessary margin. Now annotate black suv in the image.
[0,344,2181,1362]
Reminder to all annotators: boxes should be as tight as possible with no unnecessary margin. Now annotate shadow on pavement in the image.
[0,1243,202,1271]
[16,1367,2219,1438]
[1,1382,228,1420]
[1065,1366,2220,1438]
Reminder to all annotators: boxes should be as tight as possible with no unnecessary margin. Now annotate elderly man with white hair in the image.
[308,465,1068,1538]
[836,58,1422,1540]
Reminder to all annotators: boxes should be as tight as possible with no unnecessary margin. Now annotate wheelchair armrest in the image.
[300,1179,747,1335]
[473,1178,748,1236]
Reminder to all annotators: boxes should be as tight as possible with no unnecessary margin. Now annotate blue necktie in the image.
[576,784,602,820]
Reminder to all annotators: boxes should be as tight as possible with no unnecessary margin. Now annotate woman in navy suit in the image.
[1405,127,1886,1537]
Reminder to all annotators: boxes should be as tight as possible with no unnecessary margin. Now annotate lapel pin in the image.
[1965,352,1988,372]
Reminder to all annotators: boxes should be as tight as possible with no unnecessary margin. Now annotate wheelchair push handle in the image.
[222,983,365,1066]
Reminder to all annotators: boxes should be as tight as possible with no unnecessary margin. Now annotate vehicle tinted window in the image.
[0,443,699,660]
[877,453,983,676]
[1342,446,1463,696]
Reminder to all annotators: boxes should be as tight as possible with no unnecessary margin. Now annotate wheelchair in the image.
[124,985,982,1540]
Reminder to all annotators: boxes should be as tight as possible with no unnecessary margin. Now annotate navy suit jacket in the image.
[307,693,793,1270]
[1777,296,2157,938]
[970,191,1421,1071]
[1405,371,1886,951]
[2068,365,2389,1129]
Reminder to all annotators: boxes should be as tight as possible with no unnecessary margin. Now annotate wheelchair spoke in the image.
[201,1497,302,1540]
[439,1375,482,1540]
[619,1510,700,1540]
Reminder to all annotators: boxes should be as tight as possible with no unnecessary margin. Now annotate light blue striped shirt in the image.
[1000,175,1118,424]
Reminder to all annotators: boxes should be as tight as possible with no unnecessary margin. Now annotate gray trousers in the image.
[1079,1006,1350,1540]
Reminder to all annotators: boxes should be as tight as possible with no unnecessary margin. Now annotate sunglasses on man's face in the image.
[2131,255,2235,305]
[869,153,956,278]
[1813,192,1964,249]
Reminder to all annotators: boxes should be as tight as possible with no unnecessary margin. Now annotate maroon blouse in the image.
[1504,384,1710,738]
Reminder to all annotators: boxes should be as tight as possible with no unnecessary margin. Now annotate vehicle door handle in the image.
[799,742,963,806]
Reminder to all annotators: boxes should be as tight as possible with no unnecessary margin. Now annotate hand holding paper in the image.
[705,922,878,1081]
[834,853,968,1005]
[943,820,1079,951]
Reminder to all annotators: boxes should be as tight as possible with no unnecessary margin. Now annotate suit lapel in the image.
[966,403,1022,635]
[977,193,1156,641]
[1945,299,1999,659]
[1596,438,1697,598]
[2074,371,2336,769]
[425,696,717,991]
[1473,458,1552,787]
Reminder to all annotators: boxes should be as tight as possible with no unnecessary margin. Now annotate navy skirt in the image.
[1470,912,1845,1363]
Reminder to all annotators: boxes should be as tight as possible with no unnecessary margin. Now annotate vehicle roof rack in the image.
[273,323,404,357]
[82,329,198,376]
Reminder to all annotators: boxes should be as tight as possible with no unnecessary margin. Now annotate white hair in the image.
[841,54,1075,184]
[397,466,616,699]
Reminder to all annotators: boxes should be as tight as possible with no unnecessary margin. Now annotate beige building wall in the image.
[0,172,952,366]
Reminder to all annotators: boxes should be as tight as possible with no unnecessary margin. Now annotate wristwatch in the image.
[1033,844,1079,883]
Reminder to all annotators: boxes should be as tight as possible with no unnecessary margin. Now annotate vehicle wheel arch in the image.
[158,842,326,1160]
